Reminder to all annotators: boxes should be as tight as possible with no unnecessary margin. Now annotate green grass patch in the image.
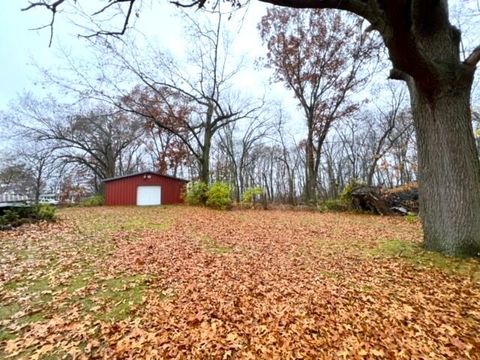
[13,249,30,261]
[3,280,22,291]
[404,212,419,223]
[121,218,171,232]
[27,277,51,293]
[79,298,95,313]
[0,303,21,321]
[73,207,171,234]
[200,235,233,254]
[19,312,45,325]
[92,275,147,321]
[319,199,349,212]
[372,239,480,279]
[0,329,17,341]
[64,275,148,321]
[67,273,93,293]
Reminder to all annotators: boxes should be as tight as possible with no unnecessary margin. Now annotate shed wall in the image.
[104,174,186,205]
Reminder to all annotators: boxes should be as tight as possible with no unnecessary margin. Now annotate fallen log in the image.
[350,183,418,215]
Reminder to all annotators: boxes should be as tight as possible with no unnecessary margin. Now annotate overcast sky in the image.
[0,1,478,132]
[0,1,275,109]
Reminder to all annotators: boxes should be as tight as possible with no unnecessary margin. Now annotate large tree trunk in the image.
[410,82,480,257]
[199,148,210,185]
[380,2,480,257]
[200,125,212,185]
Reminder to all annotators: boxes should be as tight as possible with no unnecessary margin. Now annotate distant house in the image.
[38,194,59,205]
[103,172,188,206]
[0,194,30,208]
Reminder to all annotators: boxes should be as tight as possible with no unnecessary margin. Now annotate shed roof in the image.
[103,171,189,183]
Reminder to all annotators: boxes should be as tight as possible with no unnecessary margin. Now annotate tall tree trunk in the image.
[35,176,42,205]
[377,1,480,256]
[263,173,271,202]
[305,126,317,205]
[287,170,295,205]
[366,159,379,187]
[410,81,480,256]
[200,127,212,185]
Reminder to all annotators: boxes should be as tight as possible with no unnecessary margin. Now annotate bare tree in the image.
[363,86,413,186]
[11,97,145,193]
[20,146,56,203]
[0,143,56,202]
[144,126,191,177]
[217,116,271,201]
[114,12,263,184]
[0,160,36,196]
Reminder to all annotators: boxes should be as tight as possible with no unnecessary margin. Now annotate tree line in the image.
[0,10,423,207]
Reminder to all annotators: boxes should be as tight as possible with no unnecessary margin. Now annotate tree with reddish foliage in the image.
[145,129,191,177]
[123,85,206,179]
[259,9,378,204]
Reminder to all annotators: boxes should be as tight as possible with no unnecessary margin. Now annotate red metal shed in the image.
[103,172,188,206]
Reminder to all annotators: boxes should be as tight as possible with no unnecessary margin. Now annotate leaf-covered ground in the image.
[1,206,479,359]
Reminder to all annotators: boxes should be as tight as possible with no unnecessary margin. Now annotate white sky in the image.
[0,1,277,108]
[0,1,478,140]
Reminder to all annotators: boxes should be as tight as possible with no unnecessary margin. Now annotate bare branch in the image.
[22,0,138,45]
[82,0,136,39]
[170,0,206,8]
[21,0,65,12]
[22,0,66,46]
[465,46,480,67]
[92,0,134,16]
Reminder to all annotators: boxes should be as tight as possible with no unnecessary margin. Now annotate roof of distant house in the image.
[0,194,30,203]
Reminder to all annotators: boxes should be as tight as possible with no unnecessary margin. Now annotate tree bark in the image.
[410,81,480,256]
[200,130,211,185]
[199,105,214,186]
[305,125,317,205]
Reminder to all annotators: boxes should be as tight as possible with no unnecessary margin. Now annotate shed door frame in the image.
[136,185,161,206]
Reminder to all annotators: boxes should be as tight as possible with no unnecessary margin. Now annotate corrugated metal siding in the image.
[105,174,186,206]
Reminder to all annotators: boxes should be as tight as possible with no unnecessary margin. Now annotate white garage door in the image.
[137,186,161,206]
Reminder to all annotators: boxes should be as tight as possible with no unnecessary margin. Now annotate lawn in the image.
[1,206,479,359]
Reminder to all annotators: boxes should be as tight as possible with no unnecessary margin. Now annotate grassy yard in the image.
[0,206,479,359]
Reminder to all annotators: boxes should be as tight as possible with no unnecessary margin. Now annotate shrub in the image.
[242,186,264,206]
[205,182,232,210]
[319,199,349,212]
[0,204,56,229]
[34,204,56,221]
[79,195,104,207]
[0,210,20,226]
[185,182,208,206]
[340,179,365,203]
[12,206,35,219]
